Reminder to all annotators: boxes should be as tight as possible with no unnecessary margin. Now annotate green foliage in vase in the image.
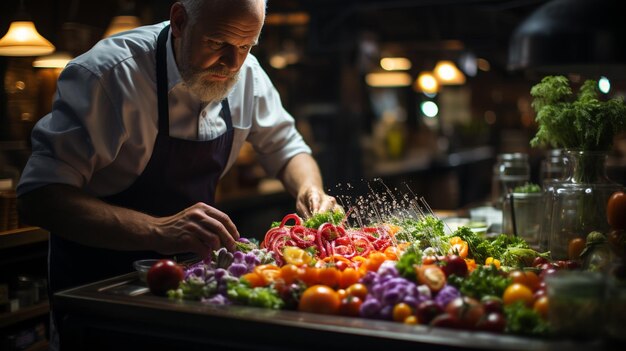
[530,76,626,151]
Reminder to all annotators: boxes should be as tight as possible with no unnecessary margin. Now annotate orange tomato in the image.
[568,237,586,260]
[297,266,320,286]
[404,315,418,325]
[346,283,369,300]
[318,267,341,288]
[465,258,477,273]
[392,303,413,322]
[508,270,540,291]
[503,283,534,307]
[298,285,341,315]
[533,296,549,319]
[280,264,300,284]
[338,267,360,289]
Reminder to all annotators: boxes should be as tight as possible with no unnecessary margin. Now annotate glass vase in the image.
[548,150,624,260]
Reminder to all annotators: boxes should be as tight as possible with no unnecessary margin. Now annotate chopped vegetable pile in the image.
[150,204,626,341]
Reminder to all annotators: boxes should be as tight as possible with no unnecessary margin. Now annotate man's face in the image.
[174,1,264,102]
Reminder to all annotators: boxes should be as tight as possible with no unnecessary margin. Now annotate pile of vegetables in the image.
[144,211,576,338]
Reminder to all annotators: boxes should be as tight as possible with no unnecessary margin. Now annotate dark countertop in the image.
[54,272,608,351]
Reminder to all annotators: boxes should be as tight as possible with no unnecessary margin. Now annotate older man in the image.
[18,0,335,298]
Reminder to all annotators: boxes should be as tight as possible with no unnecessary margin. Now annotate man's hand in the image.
[153,202,240,258]
[296,185,338,218]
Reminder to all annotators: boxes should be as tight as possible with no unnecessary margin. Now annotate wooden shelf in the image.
[0,227,48,250]
[0,301,49,328]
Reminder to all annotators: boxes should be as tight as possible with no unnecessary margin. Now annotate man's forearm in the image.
[278,153,324,198]
[17,184,159,251]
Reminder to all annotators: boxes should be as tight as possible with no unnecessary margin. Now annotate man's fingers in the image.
[202,205,240,241]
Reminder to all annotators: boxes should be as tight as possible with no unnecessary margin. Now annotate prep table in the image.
[54,272,608,351]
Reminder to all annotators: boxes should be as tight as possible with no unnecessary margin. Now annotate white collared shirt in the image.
[17,22,311,197]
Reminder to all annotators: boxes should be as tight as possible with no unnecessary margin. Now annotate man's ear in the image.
[170,2,187,38]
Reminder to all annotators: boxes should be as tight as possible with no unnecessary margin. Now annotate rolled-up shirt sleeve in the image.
[246,66,311,178]
[17,63,125,196]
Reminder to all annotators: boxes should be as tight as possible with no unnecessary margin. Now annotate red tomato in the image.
[445,296,485,329]
[147,259,184,296]
[339,296,363,317]
[298,285,341,315]
[440,255,468,278]
[567,237,586,260]
[608,191,626,230]
[476,312,506,333]
[416,300,444,324]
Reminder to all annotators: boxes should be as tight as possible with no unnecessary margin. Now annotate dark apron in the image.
[49,24,234,295]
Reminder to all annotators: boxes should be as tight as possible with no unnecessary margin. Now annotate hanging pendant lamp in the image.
[508,0,626,77]
[0,1,55,56]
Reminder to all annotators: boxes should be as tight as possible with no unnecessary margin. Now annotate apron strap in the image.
[156,24,170,135]
[220,99,233,131]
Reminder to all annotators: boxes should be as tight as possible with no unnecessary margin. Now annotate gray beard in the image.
[181,66,239,103]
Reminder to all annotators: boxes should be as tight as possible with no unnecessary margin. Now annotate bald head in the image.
[180,0,266,25]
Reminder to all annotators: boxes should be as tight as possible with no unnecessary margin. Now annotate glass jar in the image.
[491,153,530,208]
[502,192,544,250]
[548,150,624,260]
[540,149,569,252]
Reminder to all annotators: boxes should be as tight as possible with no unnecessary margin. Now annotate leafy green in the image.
[530,75,626,151]
[447,265,511,299]
[513,182,542,193]
[394,216,449,254]
[303,208,345,229]
[235,240,258,253]
[395,242,422,281]
[447,226,491,263]
[227,280,284,309]
[504,301,549,336]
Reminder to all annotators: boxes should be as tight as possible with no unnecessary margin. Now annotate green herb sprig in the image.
[530,75,626,151]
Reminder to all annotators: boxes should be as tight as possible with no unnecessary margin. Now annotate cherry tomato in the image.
[416,300,443,325]
[481,296,503,314]
[147,259,184,296]
[533,296,549,319]
[532,256,550,267]
[607,191,626,230]
[508,270,540,291]
[346,283,368,300]
[445,296,485,329]
[339,296,362,317]
[392,303,414,322]
[404,315,418,325]
[416,265,446,292]
[441,255,468,277]
[567,237,586,260]
[476,312,506,333]
[430,313,460,329]
[503,283,534,307]
[298,285,341,315]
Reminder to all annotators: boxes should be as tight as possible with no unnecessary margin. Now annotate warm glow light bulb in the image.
[0,21,55,56]
[434,60,466,85]
[416,71,439,94]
